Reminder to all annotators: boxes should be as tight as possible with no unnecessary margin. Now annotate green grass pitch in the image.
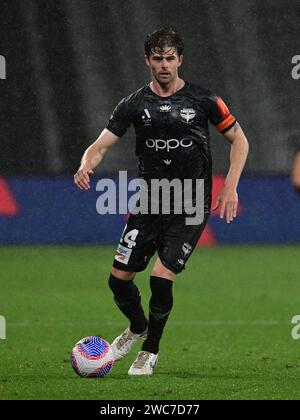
[0,246,300,400]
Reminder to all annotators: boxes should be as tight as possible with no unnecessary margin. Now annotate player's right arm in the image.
[75,94,133,190]
[74,129,119,190]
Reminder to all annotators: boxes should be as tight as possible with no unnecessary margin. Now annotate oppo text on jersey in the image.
[146,138,193,152]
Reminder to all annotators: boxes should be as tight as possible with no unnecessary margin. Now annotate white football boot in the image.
[111,327,147,361]
[128,351,158,376]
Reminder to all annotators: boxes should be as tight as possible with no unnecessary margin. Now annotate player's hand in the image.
[212,186,238,224]
[74,164,94,191]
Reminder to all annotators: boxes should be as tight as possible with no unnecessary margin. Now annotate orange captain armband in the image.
[215,114,236,133]
[215,97,236,133]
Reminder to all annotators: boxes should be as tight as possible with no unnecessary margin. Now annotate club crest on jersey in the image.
[114,244,132,265]
[180,108,196,123]
[160,104,172,112]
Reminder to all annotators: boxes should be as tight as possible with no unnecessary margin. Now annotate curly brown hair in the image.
[144,27,184,57]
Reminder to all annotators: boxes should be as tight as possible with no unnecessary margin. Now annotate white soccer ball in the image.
[70,336,114,378]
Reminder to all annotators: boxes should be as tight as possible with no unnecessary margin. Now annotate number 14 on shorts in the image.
[114,227,139,265]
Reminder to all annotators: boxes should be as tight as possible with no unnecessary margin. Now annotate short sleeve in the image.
[208,94,237,133]
[106,97,132,138]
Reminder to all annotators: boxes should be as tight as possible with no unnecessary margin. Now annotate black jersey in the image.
[106,81,236,214]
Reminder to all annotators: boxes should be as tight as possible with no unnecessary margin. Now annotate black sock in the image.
[142,276,173,354]
[108,273,148,334]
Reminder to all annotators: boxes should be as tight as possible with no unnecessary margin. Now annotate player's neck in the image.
[149,77,185,97]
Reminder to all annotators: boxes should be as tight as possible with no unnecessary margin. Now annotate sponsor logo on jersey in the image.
[114,244,132,265]
[163,159,172,165]
[141,109,152,126]
[160,104,172,112]
[180,108,196,122]
[182,242,193,256]
[144,109,151,118]
[146,138,193,152]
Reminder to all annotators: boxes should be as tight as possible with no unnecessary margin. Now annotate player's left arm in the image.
[212,122,249,223]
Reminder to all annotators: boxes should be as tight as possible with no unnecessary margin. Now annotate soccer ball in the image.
[70,336,114,378]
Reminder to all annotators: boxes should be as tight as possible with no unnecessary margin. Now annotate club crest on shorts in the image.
[114,244,132,265]
[182,242,193,256]
[180,108,196,123]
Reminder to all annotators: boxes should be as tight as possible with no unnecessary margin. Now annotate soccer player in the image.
[74,28,249,375]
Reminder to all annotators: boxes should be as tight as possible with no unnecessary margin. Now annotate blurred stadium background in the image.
[1,0,300,400]
[1,0,300,245]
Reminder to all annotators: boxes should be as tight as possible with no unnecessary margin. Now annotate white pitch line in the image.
[6,320,282,328]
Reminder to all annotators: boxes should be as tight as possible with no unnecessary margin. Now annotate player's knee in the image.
[108,273,141,309]
[150,276,174,315]
[111,267,135,281]
[151,262,176,281]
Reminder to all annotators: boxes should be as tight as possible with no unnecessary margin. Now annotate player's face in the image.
[145,47,183,85]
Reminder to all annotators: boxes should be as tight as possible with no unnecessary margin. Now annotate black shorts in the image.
[112,212,210,275]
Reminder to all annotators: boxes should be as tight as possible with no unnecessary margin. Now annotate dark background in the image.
[0,0,299,176]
